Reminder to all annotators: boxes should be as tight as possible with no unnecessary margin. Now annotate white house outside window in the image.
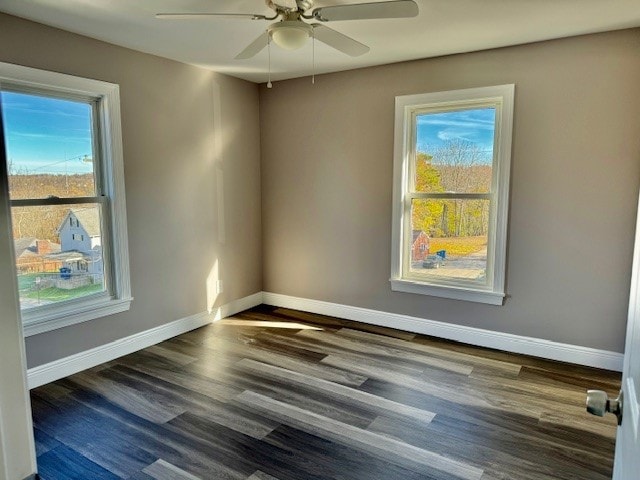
[0,62,132,336]
[390,85,514,305]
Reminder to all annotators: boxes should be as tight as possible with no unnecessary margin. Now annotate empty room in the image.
[0,1,639,479]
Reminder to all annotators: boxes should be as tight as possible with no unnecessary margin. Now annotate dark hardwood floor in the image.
[30,305,621,480]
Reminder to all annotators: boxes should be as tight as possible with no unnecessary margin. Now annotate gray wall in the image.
[0,13,262,368]
[260,29,640,354]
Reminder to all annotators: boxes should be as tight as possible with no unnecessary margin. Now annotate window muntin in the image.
[391,85,514,305]
[0,62,132,335]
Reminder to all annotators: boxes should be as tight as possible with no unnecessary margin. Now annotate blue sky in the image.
[416,107,495,162]
[1,91,94,174]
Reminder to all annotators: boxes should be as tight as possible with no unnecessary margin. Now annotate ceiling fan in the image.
[156,0,419,59]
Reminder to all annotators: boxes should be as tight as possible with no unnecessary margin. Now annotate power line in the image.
[11,154,92,173]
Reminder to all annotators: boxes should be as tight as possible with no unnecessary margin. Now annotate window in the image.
[391,85,514,305]
[0,62,132,336]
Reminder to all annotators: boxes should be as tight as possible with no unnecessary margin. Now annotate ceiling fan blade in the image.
[312,24,369,57]
[235,32,270,60]
[156,13,269,20]
[312,0,419,22]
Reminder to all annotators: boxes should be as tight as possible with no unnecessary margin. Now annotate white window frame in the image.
[0,62,132,336]
[390,85,514,305]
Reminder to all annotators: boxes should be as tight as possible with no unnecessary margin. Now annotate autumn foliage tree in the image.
[412,152,445,235]
[411,139,491,239]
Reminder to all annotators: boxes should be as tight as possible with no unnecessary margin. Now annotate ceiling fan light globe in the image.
[270,22,311,50]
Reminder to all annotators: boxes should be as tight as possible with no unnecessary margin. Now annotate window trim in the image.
[390,85,514,305]
[0,62,132,336]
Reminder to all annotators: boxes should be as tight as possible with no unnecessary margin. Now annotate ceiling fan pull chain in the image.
[312,28,315,85]
[267,34,273,88]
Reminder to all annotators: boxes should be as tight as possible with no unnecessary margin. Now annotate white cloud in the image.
[417,117,494,130]
[10,131,89,142]
[436,129,474,141]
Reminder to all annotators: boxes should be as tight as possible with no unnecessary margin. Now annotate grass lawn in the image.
[430,236,487,257]
[24,283,104,302]
[17,273,48,290]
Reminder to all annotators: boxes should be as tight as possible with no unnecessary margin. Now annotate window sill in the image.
[390,278,505,305]
[22,296,133,337]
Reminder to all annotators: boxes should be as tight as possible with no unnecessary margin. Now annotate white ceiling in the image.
[1,0,640,83]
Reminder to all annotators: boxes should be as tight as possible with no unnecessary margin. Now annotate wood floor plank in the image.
[145,345,199,366]
[518,365,622,392]
[67,389,249,480]
[367,414,610,480]
[190,338,369,387]
[167,412,334,480]
[37,445,122,480]
[538,412,617,439]
[337,327,522,375]
[297,329,474,375]
[116,356,242,403]
[33,427,62,457]
[105,364,281,439]
[366,415,550,480]
[213,368,377,428]
[265,307,418,340]
[262,424,455,480]
[236,358,435,424]
[65,370,186,423]
[31,394,159,478]
[128,472,156,480]
[411,335,620,384]
[251,331,474,390]
[236,390,484,480]
[427,410,614,478]
[322,354,543,419]
[143,458,203,480]
[247,471,282,480]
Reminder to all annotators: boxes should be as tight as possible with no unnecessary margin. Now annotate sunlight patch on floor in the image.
[217,318,322,330]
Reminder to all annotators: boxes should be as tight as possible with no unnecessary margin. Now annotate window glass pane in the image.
[410,198,489,282]
[414,108,495,194]
[1,91,96,199]
[12,203,106,310]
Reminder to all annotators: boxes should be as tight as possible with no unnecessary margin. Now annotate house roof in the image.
[60,207,101,237]
[14,237,37,258]
[13,238,61,259]
[412,230,428,243]
[46,250,91,262]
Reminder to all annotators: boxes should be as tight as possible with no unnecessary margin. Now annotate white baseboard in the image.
[27,292,263,389]
[262,292,624,372]
[27,289,623,390]
[211,292,263,321]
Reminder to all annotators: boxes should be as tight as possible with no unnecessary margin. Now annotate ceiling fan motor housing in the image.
[269,21,313,50]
